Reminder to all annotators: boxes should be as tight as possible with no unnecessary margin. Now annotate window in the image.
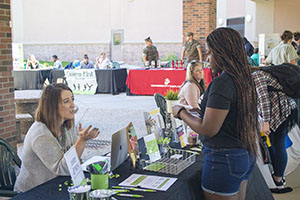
[113,33,122,46]
[227,17,245,36]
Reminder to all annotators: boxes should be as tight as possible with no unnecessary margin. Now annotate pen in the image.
[116,193,144,198]
[112,189,129,193]
[186,150,199,155]
[113,186,156,192]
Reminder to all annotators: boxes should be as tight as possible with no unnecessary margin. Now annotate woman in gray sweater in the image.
[14,84,99,192]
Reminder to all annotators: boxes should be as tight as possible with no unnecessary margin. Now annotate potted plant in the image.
[165,90,180,113]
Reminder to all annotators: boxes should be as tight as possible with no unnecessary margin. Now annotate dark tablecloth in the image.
[49,69,128,95]
[13,69,52,90]
[12,155,274,200]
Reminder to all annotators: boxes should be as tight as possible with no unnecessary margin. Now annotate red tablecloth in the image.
[126,68,212,95]
[126,69,186,95]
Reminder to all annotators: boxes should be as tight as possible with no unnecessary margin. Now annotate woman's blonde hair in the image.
[35,84,74,136]
[181,61,205,93]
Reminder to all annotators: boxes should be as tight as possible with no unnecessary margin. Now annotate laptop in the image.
[110,126,128,171]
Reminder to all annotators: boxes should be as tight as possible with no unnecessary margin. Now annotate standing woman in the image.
[179,61,205,109]
[14,83,99,192]
[173,28,259,200]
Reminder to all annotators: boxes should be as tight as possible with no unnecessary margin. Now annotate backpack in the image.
[260,63,300,98]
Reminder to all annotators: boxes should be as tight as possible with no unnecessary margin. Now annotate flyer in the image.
[143,134,161,162]
[119,174,177,191]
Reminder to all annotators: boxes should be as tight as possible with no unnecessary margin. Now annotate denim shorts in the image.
[202,147,256,196]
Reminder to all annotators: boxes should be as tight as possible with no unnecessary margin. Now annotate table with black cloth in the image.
[12,69,52,90]
[12,154,274,200]
[49,69,128,95]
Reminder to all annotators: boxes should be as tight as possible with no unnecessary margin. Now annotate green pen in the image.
[113,186,156,192]
[112,189,129,193]
[187,150,200,155]
[116,193,144,198]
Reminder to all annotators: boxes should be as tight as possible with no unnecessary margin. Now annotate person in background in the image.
[95,52,112,69]
[26,55,39,69]
[14,83,100,192]
[265,30,298,65]
[52,55,62,69]
[181,32,202,63]
[252,69,297,191]
[179,61,205,109]
[293,32,300,66]
[173,28,258,200]
[80,54,94,69]
[143,37,160,67]
[251,48,259,66]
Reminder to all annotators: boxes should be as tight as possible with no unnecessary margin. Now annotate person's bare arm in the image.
[181,49,186,61]
[197,47,202,62]
[143,56,147,63]
[174,106,228,137]
[290,59,296,65]
[75,124,99,158]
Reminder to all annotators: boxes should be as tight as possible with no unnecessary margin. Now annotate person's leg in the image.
[269,123,288,182]
[237,180,248,200]
[204,191,238,200]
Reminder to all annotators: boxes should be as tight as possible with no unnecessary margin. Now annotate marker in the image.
[116,193,144,198]
[113,186,156,192]
[186,150,200,155]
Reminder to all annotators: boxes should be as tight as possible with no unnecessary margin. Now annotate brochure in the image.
[143,134,161,162]
[119,174,177,191]
[144,108,164,139]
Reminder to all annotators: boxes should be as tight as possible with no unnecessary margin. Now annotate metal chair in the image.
[0,138,22,197]
[154,93,167,127]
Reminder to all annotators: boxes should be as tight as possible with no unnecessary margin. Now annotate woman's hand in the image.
[173,105,184,118]
[78,123,100,141]
[262,122,271,136]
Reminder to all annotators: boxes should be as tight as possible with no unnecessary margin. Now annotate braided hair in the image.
[206,28,259,155]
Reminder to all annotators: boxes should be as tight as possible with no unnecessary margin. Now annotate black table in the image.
[49,69,128,95]
[12,155,274,200]
[13,69,51,90]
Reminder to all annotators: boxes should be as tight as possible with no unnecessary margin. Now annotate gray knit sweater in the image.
[14,122,77,192]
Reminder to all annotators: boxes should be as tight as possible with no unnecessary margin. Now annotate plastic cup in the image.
[91,174,109,190]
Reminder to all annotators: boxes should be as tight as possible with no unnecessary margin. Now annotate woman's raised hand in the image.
[78,123,100,141]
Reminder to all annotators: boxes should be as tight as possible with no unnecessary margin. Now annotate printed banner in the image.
[64,69,98,95]
[12,43,24,70]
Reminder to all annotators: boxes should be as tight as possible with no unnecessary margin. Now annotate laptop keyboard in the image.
[86,139,111,149]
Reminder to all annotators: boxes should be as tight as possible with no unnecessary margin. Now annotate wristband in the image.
[177,107,186,120]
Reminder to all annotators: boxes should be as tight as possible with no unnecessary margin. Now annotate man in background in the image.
[294,32,300,66]
[80,54,94,69]
[181,32,202,63]
[143,37,160,67]
[52,55,62,69]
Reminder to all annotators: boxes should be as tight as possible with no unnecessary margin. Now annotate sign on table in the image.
[12,43,24,70]
[64,69,98,95]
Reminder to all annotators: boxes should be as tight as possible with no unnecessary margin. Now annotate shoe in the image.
[270,187,293,194]
[272,176,285,189]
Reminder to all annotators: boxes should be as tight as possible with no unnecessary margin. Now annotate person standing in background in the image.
[251,48,259,66]
[143,37,160,67]
[265,30,298,65]
[80,54,94,69]
[181,32,202,63]
[293,32,300,66]
[52,55,62,69]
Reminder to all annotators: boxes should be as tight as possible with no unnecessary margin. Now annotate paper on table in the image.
[119,174,177,191]
[81,156,110,172]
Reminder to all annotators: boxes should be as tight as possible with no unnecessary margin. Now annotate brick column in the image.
[183,0,216,59]
[0,0,18,147]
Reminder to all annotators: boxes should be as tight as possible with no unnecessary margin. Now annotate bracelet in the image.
[177,107,186,120]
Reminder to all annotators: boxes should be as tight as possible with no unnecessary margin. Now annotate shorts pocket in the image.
[226,153,249,179]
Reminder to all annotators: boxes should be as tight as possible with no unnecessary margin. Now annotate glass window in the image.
[113,33,122,45]
[227,17,245,36]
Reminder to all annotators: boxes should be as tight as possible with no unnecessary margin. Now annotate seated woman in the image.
[179,61,205,109]
[95,52,112,69]
[173,28,258,200]
[26,55,40,69]
[14,83,99,192]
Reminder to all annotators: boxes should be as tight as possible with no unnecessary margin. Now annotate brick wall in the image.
[183,0,216,59]
[0,0,18,147]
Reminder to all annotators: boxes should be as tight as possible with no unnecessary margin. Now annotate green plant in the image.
[165,90,179,100]
[161,52,179,62]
